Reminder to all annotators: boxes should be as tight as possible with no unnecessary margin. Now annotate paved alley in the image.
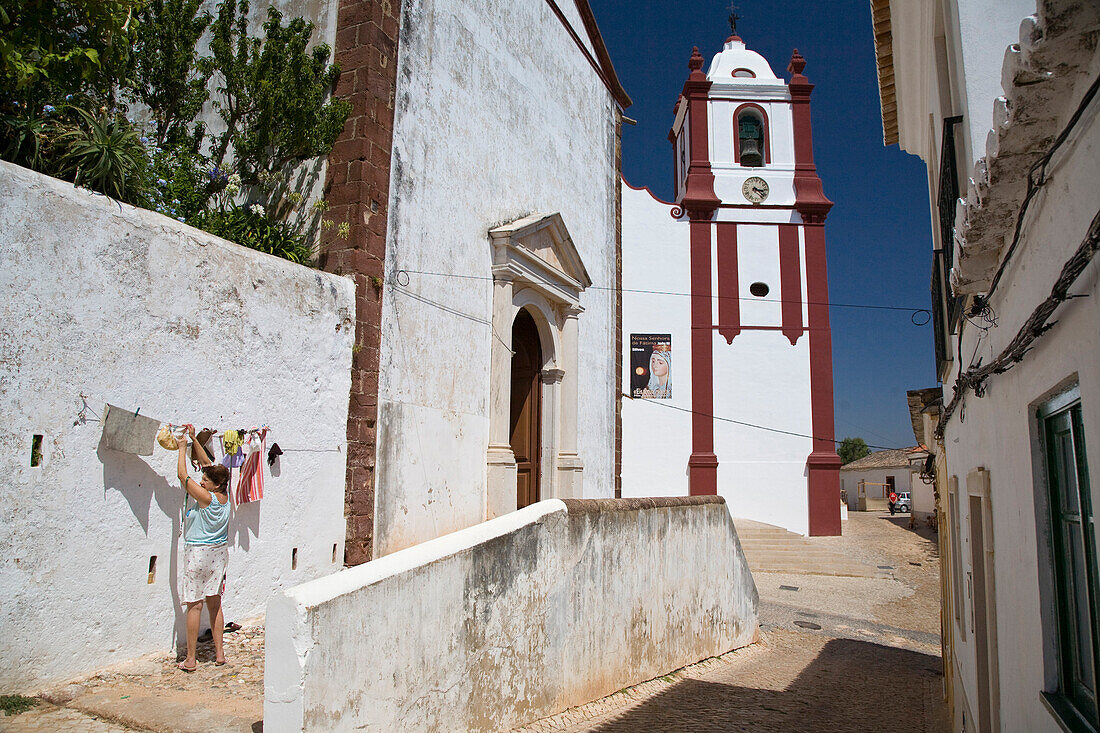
[514,510,947,732]
[1,511,945,733]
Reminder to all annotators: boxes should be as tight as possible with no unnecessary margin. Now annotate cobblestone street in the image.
[515,510,947,732]
[1,511,946,732]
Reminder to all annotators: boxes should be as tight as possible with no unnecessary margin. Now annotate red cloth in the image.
[889,492,898,503]
[235,429,268,505]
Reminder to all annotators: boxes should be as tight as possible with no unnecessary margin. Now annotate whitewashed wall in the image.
[620,183,814,535]
[941,111,1100,732]
[888,0,1034,171]
[373,0,619,555]
[0,162,355,689]
[265,496,758,732]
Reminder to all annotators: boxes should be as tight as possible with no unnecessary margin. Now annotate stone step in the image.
[732,517,886,578]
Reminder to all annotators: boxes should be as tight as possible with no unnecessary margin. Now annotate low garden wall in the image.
[264,496,759,732]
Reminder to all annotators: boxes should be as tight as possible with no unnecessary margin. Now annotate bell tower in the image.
[621,28,841,537]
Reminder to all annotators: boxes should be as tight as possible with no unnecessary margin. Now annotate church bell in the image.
[740,138,763,167]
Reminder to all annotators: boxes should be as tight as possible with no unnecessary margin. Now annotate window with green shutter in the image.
[1042,394,1099,731]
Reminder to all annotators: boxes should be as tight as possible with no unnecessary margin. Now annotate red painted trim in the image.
[732,102,772,165]
[804,222,840,536]
[545,0,632,108]
[689,219,718,494]
[622,175,677,206]
[716,222,741,343]
[708,325,824,333]
[732,68,756,78]
[680,47,720,217]
[787,50,833,223]
[778,224,803,345]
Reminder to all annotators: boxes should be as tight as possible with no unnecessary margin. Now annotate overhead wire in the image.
[393,268,932,323]
[625,393,907,451]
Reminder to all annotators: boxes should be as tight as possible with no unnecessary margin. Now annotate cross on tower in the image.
[728,3,741,37]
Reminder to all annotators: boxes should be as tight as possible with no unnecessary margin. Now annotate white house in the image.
[871,0,1100,730]
[621,32,841,537]
[839,447,917,508]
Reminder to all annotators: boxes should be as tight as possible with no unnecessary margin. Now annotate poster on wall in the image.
[631,334,672,399]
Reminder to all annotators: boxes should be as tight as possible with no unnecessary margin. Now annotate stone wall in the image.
[264,495,758,732]
[317,0,403,566]
[0,162,355,689]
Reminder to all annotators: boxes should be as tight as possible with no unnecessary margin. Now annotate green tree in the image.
[838,437,871,465]
[202,0,350,185]
[128,0,213,149]
[0,0,138,104]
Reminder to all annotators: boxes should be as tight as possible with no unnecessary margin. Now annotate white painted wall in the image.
[885,2,1099,730]
[265,496,758,732]
[620,182,815,536]
[373,0,619,555]
[620,182,693,497]
[941,105,1100,731]
[888,0,1034,169]
[0,162,355,690]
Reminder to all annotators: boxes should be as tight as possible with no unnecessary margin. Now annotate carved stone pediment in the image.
[489,213,592,308]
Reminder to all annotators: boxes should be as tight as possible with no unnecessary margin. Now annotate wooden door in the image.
[510,310,542,509]
[969,495,993,733]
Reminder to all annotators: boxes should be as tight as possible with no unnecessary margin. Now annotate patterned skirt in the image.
[181,543,228,603]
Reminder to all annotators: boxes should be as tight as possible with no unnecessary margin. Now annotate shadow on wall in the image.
[97,437,187,647]
[586,638,943,731]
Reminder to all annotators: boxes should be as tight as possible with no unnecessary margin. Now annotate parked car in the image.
[896,492,911,513]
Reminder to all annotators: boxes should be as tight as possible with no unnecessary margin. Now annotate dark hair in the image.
[201,464,231,492]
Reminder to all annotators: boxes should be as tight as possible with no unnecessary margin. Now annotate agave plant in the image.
[55,108,148,204]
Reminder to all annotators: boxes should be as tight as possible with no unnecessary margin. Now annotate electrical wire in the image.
[625,393,906,451]
[937,207,1100,437]
[393,268,931,322]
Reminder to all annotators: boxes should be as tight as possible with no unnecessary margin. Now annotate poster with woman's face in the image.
[631,334,672,399]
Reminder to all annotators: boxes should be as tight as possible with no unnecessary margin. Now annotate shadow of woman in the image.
[97,437,188,652]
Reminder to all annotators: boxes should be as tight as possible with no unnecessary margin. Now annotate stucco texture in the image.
[0,162,355,689]
[373,0,620,555]
[264,496,758,732]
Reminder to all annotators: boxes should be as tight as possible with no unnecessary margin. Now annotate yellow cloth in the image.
[222,429,242,455]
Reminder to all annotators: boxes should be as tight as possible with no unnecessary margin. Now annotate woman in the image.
[176,427,231,671]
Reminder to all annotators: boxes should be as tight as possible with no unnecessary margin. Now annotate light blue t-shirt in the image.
[184,488,230,546]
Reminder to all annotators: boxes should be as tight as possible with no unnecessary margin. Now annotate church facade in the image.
[621,34,841,536]
[320,0,632,559]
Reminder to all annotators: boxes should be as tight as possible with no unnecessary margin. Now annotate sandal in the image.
[224,622,241,633]
[214,659,227,666]
[178,661,197,673]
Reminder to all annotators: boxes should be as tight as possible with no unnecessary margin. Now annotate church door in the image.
[510,310,542,509]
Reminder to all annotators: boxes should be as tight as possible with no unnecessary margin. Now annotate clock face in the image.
[742,176,769,203]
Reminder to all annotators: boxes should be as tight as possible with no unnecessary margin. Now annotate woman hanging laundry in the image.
[176,426,231,671]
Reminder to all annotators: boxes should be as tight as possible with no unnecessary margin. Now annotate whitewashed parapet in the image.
[264,496,759,732]
[951,1,1100,293]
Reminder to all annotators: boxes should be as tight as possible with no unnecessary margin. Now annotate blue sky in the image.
[588,0,938,450]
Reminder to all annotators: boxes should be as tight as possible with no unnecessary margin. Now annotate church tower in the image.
[621,29,841,536]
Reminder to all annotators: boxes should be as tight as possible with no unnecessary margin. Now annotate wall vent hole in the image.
[31,435,43,467]
[749,282,770,297]
[147,556,157,584]
[332,544,338,563]
[292,547,298,570]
